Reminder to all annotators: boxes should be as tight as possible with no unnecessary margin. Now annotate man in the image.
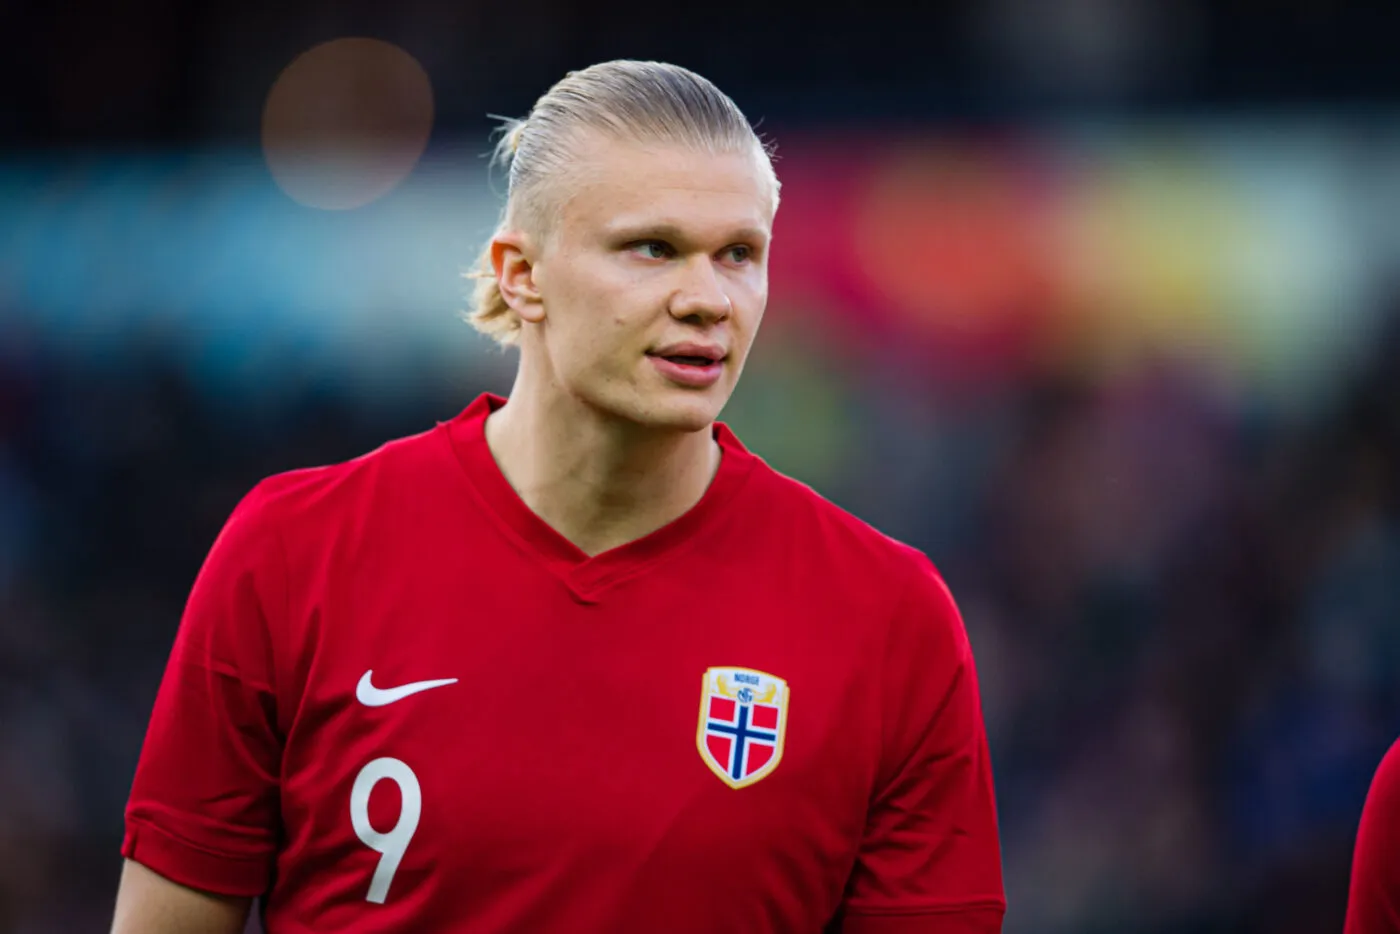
[1347,738,1400,932]
[113,59,1005,933]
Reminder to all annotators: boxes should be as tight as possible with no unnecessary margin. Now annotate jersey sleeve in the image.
[121,482,289,896]
[837,555,1005,933]
[1346,738,1400,933]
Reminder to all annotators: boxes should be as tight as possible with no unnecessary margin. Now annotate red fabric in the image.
[1347,738,1400,933]
[124,393,1005,932]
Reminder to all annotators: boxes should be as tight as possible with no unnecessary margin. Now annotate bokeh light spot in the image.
[262,38,434,211]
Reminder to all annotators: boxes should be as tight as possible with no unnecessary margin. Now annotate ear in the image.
[491,231,545,324]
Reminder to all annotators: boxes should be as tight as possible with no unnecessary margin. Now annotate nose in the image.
[668,257,732,324]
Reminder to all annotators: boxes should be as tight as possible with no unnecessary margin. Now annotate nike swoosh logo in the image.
[355,670,458,707]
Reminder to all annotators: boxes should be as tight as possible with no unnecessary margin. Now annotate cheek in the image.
[542,264,624,368]
[574,263,648,333]
[559,317,635,382]
[733,278,768,331]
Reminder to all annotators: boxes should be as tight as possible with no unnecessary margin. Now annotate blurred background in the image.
[3,1,1400,931]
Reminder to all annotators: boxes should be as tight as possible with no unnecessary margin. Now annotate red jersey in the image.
[123,393,1005,933]
[1348,738,1400,933]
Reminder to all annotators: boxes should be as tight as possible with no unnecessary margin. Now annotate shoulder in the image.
[745,456,940,579]
[742,456,956,629]
[1348,737,1400,932]
[1361,737,1400,829]
[232,423,454,536]
[195,424,457,641]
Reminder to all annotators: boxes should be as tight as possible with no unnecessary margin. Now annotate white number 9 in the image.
[350,757,422,904]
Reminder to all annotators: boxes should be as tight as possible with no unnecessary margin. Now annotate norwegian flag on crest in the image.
[696,667,789,789]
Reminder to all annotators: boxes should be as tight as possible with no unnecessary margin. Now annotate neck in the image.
[484,376,720,558]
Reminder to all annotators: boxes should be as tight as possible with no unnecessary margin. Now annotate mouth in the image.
[646,349,728,388]
[651,353,723,367]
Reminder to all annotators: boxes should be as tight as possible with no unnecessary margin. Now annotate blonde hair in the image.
[466,60,779,346]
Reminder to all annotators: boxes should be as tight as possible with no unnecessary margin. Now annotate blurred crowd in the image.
[2,274,1398,932]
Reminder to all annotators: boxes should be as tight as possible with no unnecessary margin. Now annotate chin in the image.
[656,400,721,433]
[640,393,723,433]
[603,388,724,434]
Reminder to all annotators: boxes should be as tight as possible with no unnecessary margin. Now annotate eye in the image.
[630,240,674,260]
[723,244,754,264]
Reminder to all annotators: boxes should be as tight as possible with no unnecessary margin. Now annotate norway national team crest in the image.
[696,667,789,789]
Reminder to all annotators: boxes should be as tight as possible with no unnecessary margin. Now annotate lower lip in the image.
[648,355,725,388]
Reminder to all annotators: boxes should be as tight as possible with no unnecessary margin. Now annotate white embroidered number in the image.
[350,757,422,904]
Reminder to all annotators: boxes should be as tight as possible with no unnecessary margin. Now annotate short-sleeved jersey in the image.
[123,393,1005,933]
[1347,738,1400,933]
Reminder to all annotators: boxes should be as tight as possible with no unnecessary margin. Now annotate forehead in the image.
[555,135,774,242]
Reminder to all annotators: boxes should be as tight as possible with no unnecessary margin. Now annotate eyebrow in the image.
[604,221,770,246]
